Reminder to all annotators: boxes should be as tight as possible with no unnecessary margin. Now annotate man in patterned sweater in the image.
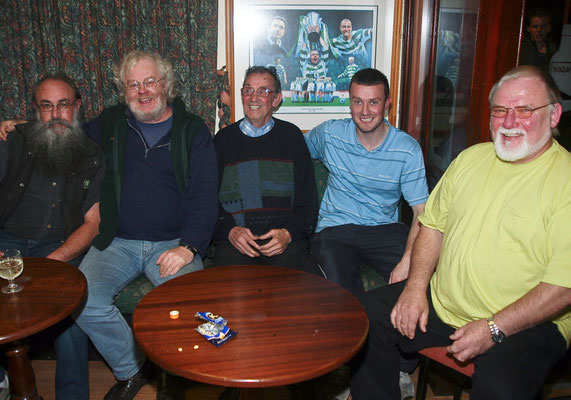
[213,66,319,272]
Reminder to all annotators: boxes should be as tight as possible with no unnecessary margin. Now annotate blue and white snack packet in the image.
[195,312,237,347]
[195,312,228,326]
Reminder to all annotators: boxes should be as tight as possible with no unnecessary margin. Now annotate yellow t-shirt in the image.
[419,141,571,345]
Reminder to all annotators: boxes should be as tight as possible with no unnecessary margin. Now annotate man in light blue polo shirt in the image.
[305,68,428,295]
[305,69,428,398]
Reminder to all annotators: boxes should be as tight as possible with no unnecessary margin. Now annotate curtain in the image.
[0,0,218,132]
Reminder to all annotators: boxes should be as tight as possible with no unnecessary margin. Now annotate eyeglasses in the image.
[490,103,553,119]
[37,100,76,113]
[124,78,164,92]
[240,87,275,98]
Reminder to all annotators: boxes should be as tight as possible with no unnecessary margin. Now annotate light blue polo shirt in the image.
[305,118,428,232]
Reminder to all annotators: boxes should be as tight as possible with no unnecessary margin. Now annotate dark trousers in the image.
[0,230,89,400]
[311,223,409,296]
[312,223,417,373]
[350,281,568,400]
[213,240,323,276]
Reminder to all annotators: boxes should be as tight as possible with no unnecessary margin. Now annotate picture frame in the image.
[225,0,402,130]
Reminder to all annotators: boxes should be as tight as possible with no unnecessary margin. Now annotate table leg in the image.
[5,339,40,400]
[218,387,265,400]
[237,388,288,399]
[156,369,187,400]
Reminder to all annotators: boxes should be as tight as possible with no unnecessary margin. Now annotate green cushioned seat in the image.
[114,274,154,315]
[361,266,387,291]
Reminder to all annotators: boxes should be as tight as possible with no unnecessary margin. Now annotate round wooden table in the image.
[133,265,369,391]
[0,258,87,400]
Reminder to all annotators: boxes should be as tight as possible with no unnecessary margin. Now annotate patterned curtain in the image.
[0,0,218,132]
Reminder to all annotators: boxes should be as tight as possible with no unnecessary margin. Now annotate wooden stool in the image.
[416,346,474,400]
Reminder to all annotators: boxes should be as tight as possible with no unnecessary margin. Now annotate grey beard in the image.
[29,116,88,176]
[129,101,167,122]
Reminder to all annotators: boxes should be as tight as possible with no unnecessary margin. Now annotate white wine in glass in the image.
[0,249,24,294]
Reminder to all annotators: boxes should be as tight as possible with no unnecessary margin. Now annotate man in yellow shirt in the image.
[350,66,571,400]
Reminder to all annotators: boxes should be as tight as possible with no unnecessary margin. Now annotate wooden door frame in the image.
[399,0,525,150]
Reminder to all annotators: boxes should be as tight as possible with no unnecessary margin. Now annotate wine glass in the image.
[0,249,24,294]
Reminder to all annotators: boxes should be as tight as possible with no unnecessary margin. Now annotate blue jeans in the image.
[0,230,89,400]
[74,237,203,380]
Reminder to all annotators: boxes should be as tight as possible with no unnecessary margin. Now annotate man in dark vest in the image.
[73,50,218,400]
[0,74,103,400]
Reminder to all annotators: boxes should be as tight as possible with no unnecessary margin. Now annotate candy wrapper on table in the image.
[195,312,228,326]
[195,312,237,347]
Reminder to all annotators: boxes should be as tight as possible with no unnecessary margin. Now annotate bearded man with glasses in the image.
[0,74,103,400]
[212,66,319,274]
[349,65,570,400]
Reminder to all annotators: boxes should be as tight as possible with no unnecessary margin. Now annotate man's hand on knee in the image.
[258,229,292,257]
[229,226,261,257]
[157,246,194,278]
[390,286,429,339]
[389,259,410,284]
[447,319,494,362]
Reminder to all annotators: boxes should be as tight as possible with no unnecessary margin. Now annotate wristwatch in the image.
[486,317,505,343]
[179,243,198,256]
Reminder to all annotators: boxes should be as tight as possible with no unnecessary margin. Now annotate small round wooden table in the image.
[133,265,368,394]
[0,258,87,400]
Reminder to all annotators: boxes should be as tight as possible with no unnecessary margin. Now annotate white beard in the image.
[493,127,552,162]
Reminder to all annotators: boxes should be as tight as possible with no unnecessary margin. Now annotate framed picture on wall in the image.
[226,0,401,130]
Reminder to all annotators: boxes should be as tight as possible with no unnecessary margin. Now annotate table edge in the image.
[0,259,87,344]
